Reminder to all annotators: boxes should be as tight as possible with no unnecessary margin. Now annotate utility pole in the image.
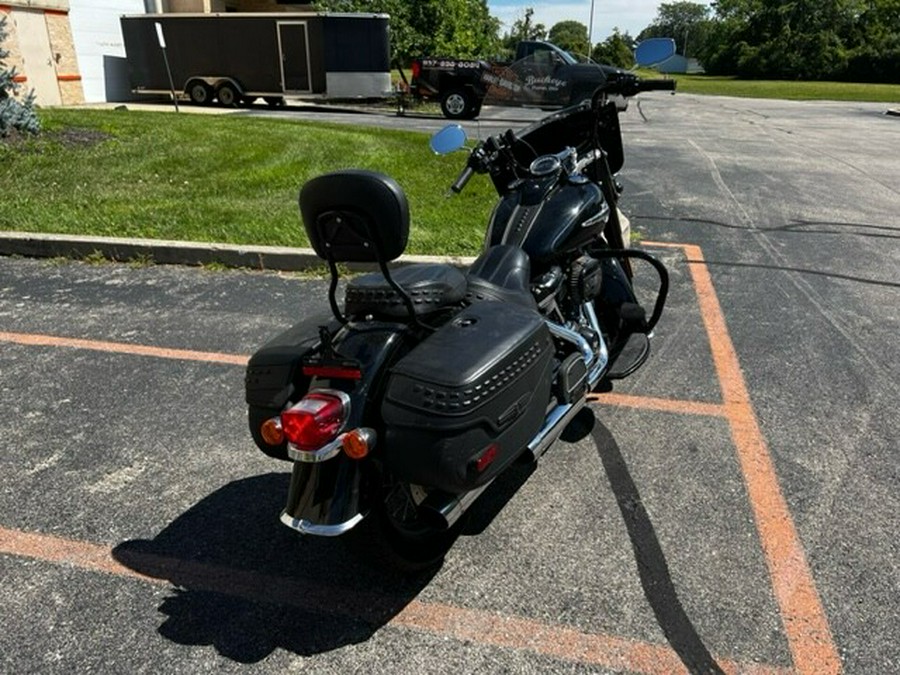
[588,0,596,47]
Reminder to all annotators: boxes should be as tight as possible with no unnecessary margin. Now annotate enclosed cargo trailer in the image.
[120,12,391,106]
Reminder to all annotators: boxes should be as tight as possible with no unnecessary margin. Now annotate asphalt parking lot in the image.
[1,94,898,673]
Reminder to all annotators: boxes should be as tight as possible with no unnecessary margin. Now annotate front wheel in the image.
[187,81,212,105]
[345,472,465,573]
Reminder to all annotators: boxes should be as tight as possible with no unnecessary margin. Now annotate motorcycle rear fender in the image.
[280,321,412,534]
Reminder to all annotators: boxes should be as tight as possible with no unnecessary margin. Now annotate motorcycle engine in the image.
[569,255,603,306]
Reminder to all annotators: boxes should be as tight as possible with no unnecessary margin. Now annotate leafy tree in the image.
[313,0,499,63]
[591,29,635,68]
[1,16,40,137]
[700,0,860,79]
[548,20,590,58]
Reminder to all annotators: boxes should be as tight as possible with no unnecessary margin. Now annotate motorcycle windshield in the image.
[481,49,610,110]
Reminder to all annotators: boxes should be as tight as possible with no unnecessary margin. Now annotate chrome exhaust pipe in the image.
[419,481,494,530]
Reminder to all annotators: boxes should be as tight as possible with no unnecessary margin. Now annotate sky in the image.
[487,0,665,43]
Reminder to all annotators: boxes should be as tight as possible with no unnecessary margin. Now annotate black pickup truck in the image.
[410,40,627,119]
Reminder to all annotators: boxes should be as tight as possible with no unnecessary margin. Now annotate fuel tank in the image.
[486,178,609,265]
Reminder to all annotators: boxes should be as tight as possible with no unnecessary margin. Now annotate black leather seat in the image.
[466,245,537,309]
[345,263,467,318]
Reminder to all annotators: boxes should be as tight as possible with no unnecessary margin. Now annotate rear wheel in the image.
[440,88,478,120]
[216,82,240,107]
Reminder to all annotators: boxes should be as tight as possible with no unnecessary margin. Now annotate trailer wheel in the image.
[440,88,476,120]
[187,81,213,105]
[216,82,240,107]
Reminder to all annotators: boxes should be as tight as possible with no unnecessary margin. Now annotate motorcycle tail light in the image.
[281,391,347,451]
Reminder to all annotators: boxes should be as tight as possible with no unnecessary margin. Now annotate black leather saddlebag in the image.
[381,301,554,493]
[245,314,344,411]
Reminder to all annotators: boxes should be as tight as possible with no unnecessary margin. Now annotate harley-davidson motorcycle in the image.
[245,71,675,571]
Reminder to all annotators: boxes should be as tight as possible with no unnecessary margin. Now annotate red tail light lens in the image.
[411,61,420,81]
[281,391,348,451]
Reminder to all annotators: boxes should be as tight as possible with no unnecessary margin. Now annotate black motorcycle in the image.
[245,73,675,571]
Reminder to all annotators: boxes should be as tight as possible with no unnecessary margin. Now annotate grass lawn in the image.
[0,108,495,257]
[654,73,900,102]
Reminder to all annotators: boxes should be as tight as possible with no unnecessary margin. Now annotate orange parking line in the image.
[0,331,248,366]
[589,392,727,418]
[0,525,789,675]
[658,242,841,675]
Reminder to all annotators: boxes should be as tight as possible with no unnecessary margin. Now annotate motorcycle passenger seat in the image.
[466,245,538,310]
[345,263,467,318]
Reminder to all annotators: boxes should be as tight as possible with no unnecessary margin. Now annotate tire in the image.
[216,82,240,107]
[345,470,466,573]
[187,81,212,105]
[440,88,477,120]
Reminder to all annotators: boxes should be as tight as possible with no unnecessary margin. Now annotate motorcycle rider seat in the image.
[466,245,537,310]
[345,263,467,318]
[300,169,467,320]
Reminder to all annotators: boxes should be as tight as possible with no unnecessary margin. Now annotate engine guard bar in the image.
[592,249,669,334]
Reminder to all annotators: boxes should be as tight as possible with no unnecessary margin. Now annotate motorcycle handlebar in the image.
[451,165,475,193]
[639,79,677,92]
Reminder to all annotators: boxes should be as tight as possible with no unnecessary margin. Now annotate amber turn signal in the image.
[342,428,375,459]
[260,417,285,446]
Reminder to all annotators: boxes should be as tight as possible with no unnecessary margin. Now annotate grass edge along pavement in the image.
[0,230,477,272]
[0,108,495,260]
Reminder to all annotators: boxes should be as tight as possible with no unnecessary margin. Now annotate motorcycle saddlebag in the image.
[381,301,554,493]
[245,315,339,411]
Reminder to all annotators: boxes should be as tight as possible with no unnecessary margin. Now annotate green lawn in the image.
[0,108,495,257]
[655,73,900,102]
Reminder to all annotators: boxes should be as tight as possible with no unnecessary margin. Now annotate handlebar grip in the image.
[451,166,475,194]
[640,79,677,92]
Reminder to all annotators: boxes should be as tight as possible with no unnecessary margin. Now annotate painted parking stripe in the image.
[647,242,840,675]
[0,331,248,366]
[0,525,789,675]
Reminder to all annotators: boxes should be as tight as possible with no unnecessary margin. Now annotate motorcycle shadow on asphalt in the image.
[111,411,723,671]
[111,472,439,664]
[572,407,727,675]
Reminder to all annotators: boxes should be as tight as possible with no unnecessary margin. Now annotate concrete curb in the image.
[0,231,476,272]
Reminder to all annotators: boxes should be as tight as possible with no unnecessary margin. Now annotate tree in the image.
[591,29,635,68]
[700,0,862,80]
[501,7,547,57]
[1,16,40,138]
[548,20,590,58]
[637,2,711,58]
[313,0,499,63]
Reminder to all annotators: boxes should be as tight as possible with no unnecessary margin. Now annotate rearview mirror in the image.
[430,125,467,155]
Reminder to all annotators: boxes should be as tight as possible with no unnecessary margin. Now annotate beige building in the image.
[1,0,314,105]
[1,2,83,105]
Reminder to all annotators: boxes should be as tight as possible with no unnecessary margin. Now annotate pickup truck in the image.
[410,40,628,119]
